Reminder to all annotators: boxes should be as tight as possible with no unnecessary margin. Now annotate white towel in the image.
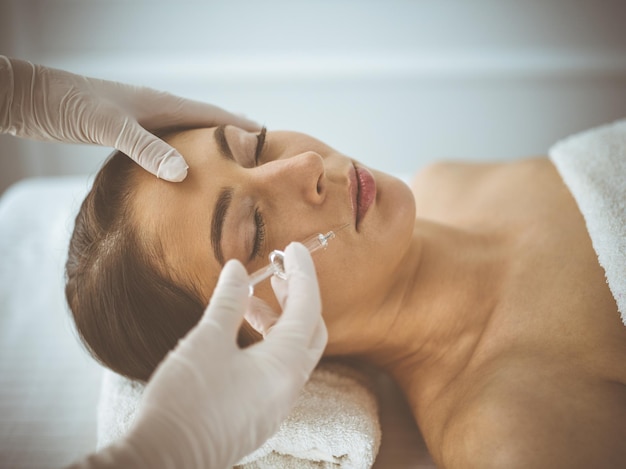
[549,119,626,323]
[97,359,381,469]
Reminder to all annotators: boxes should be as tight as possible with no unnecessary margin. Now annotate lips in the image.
[349,164,376,231]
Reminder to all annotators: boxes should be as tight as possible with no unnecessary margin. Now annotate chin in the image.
[372,169,415,234]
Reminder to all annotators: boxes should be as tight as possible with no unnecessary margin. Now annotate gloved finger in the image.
[201,259,250,340]
[113,117,189,182]
[133,91,262,132]
[270,274,288,307]
[308,313,329,358]
[244,296,280,336]
[167,98,262,132]
[261,243,326,353]
[262,305,328,367]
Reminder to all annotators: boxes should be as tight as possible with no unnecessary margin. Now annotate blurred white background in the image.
[1,0,626,196]
[1,2,625,467]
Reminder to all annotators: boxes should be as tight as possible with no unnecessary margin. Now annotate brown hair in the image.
[65,150,258,382]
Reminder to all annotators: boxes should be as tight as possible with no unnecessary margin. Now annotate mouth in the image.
[349,163,377,231]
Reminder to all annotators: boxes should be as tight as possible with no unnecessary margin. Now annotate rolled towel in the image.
[97,359,381,469]
[549,119,626,324]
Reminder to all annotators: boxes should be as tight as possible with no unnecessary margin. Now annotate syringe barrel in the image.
[248,263,277,295]
[247,229,338,295]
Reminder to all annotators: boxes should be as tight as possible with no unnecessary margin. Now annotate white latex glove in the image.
[0,56,259,181]
[69,243,327,469]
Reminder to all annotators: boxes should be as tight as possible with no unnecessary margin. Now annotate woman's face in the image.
[131,126,416,344]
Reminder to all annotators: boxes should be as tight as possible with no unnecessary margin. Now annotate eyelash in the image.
[251,126,268,260]
[254,126,267,165]
[251,207,266,260]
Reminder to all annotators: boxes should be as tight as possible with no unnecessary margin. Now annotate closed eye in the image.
[250,207,266,261]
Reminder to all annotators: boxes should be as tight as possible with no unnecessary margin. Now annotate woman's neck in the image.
[356,220,508,406]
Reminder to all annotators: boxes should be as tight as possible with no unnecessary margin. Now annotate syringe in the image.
[248,223,349,295]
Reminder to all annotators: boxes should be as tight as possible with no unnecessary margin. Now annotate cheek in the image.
[314,176,416,312]
[247,172,416,323]
[369,172,416,261]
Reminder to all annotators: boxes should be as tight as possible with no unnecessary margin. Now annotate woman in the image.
[66,124,626,467]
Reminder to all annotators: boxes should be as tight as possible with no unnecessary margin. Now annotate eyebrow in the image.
[211,187,233,266]
[214,124,234,161]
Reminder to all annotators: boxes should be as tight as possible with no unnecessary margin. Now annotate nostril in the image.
[316,176,323,194]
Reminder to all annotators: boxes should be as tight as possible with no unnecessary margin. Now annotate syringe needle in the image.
[248,223,350,295]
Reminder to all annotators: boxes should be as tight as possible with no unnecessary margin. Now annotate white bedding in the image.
[0,177,103,468]
[0,176,435,468]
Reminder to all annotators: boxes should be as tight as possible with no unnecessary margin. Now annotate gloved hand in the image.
[0,56,258,181]
[69,243,327,469]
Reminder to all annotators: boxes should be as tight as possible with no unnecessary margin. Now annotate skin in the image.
[131,126,626,468]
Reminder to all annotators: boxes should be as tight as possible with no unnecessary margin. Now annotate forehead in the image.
[160,127,216,163]
[132,127,220,217]
[130,127,224,295]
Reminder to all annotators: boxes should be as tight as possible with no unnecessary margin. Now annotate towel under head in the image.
[97,359,381,469]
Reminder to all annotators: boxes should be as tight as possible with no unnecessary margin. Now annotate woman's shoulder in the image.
[409,159,527,224]
[411,159,496,183]
[410,157,550,189]
[439,350,626,468]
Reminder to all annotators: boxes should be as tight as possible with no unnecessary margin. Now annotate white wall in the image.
[2,0,626,195]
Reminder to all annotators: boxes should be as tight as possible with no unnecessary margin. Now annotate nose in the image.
[256,151,326,205]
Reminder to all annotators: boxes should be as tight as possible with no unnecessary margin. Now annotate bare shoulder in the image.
[409,157,563,226]
[410,159,502,193]
[440,357,626,469]
[409,159,523,224]
[410,157,551,194]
